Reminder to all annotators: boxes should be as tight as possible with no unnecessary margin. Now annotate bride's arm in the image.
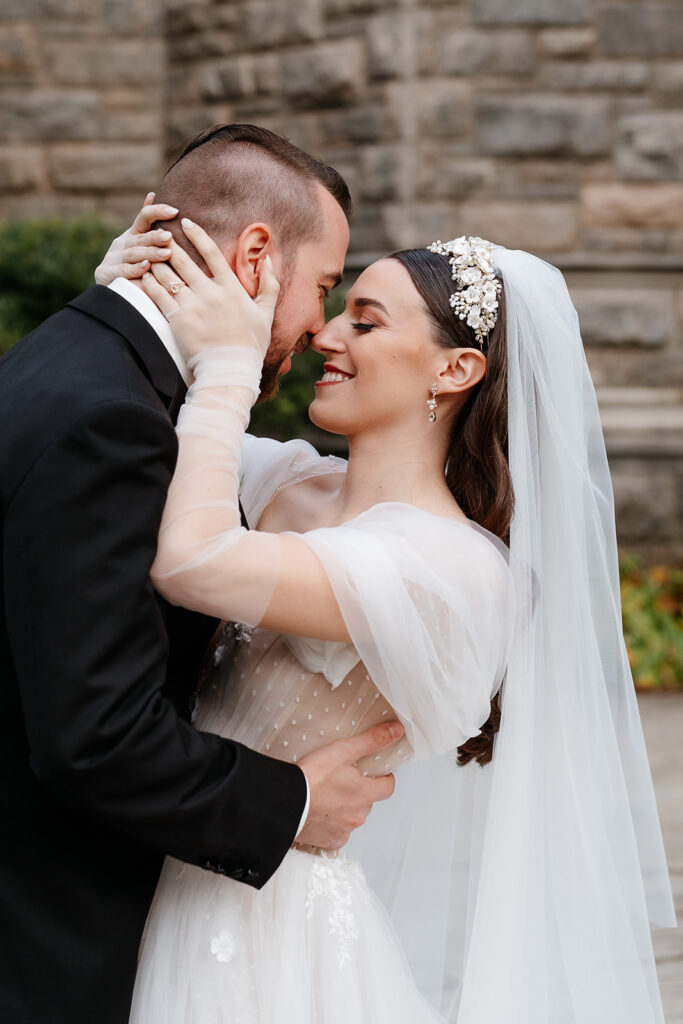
[142,222,350,643]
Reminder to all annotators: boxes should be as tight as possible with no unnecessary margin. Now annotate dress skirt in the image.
[129,845,444,1023]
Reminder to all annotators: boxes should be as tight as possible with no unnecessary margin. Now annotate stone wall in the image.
[0,0,166,221]
[0,0,681,558]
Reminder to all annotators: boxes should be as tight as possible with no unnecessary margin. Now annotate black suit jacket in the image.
[0,286,307,1024]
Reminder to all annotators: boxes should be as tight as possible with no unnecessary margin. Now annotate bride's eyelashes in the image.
[351,322,376,333]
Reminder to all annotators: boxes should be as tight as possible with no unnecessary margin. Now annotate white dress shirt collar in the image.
[108,277,193,387]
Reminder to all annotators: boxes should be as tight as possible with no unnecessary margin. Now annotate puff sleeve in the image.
[296,505,516,758]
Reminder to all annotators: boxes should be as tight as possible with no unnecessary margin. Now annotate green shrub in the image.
[0,215,120,354]
[620,556,683,690]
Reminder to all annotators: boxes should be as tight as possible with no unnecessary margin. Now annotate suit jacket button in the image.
[246,869,259,881]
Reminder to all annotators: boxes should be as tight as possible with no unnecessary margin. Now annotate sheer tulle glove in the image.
[152,344,271,601]
[146,225,283,625]
[140,218,280,364]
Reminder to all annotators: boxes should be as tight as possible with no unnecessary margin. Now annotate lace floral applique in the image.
[210,930,237,964]
[304,852,362,969]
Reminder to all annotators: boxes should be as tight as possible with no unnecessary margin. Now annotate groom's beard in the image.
[257,331,312,403]
[257,360,284,403]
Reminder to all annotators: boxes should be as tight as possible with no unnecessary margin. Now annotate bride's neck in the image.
[329,422,457,524]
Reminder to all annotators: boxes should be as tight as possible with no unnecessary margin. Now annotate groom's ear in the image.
[233,223,274,298]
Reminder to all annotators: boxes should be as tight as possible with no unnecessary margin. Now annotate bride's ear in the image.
[435,348,487,396]
[233,223,274,298]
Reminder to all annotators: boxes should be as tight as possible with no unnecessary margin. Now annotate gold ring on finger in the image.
[169,281,185,295]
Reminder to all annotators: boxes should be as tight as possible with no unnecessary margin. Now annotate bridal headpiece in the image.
[426,236,502,350]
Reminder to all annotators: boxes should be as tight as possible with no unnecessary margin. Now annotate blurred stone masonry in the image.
[0,0,166,219]
[0,0,681,559]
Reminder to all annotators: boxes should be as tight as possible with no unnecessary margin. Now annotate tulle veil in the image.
[347,243,676,1023]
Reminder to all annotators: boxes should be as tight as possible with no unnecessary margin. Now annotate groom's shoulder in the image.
[0,289,176,491]
[0,286,167,420]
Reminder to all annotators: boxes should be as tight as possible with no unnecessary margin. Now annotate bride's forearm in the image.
[151,348,350,641]
[151,399,251,575]
[151,347,265,616]
[139,224,343,631]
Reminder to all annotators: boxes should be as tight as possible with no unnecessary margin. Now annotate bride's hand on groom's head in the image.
[140,218,280,364]
[94,191,179,286]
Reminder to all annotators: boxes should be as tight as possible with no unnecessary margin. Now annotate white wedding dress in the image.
[129,434,516,1024]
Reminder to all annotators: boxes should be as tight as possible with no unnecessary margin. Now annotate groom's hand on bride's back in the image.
[297,721,404,851]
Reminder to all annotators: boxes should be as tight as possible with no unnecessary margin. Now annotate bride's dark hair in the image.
[389,248,514,767]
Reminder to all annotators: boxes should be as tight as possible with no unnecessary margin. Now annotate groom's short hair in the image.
[154,123,352,271]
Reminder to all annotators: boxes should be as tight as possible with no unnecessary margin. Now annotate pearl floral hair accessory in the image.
[426,236,502,350]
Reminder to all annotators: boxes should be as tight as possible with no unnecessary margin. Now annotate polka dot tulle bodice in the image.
[196,627,413,798]
[132,623,443,1023]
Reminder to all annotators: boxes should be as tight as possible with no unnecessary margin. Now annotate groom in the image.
[0,124,402,1024]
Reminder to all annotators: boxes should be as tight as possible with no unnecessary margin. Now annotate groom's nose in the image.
[309,312,326,338]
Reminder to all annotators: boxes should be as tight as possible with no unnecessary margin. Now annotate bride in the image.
[121,221,673,1022]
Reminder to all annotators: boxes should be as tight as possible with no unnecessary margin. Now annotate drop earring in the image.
[427,383,438,423]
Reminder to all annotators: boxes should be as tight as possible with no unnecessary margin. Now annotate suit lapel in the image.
[68,285,181,405]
